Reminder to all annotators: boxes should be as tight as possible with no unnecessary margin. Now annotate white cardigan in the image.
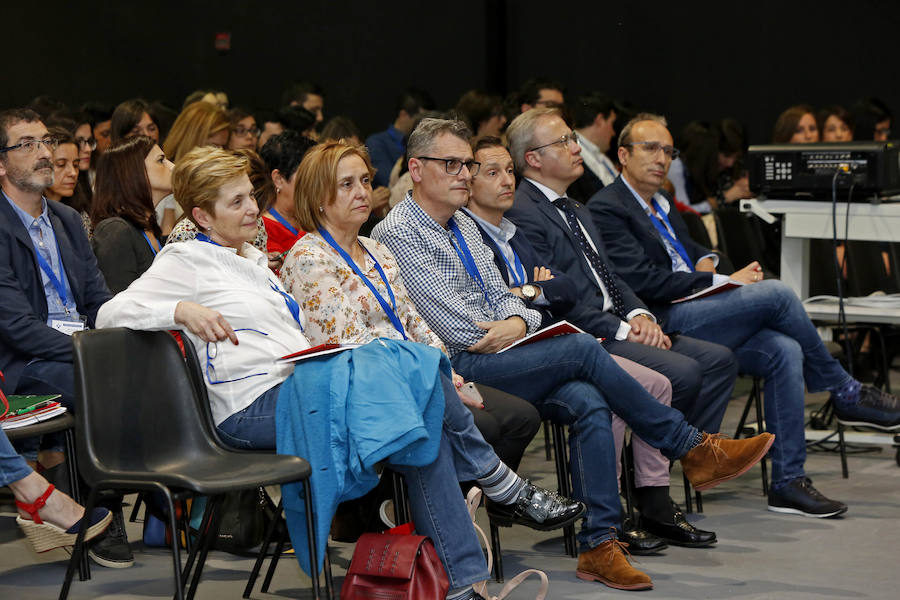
[97,240,310,424]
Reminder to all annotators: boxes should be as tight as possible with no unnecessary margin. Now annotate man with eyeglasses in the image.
[589,113,900,518]
[373,117,774,593]
[0,108,134,568]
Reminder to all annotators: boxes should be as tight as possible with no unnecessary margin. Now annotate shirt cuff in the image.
[532,290,550,307]
[696,253,719,268]
[626,308,655,323]
[713,273,731,285]
[615,320,632,341]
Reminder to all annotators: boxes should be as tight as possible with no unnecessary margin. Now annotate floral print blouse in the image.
[165,216,268,252]
[280,231,447,354]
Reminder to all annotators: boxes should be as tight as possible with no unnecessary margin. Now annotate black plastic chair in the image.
[60,328,318,600]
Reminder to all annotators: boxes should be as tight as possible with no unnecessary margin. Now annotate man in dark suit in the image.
[0,108,132,567]
[567,92,620,203]
[505,108,738,443]
[589,112,900,517]
[465,136,716,552]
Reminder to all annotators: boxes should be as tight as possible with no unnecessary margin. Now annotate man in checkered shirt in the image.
[371,117,773,592]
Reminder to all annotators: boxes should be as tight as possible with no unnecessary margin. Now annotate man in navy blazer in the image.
[505,108,737,442]
[588,113,900,517]
[0,109,133,567]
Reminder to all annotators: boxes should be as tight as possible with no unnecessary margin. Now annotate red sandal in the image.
[15,484,112,553]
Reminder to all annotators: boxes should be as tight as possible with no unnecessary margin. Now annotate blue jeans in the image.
[661,279,851,487]
[1,428,32,487]
[11,359,74,461]
[451,333,699,551]
[218,373,494,589]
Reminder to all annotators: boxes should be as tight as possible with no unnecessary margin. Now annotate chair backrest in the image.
[72,328,226,485]
[714,205,779,276]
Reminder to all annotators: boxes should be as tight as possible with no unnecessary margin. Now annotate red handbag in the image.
[340,532,449,600]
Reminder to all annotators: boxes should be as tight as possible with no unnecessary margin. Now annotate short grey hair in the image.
[406,118,472,163]
[617,112,668,148]
[506,107,562,173]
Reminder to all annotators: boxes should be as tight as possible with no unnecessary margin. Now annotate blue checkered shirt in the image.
[372,193,542,357]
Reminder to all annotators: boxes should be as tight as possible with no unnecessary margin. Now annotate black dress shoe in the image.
[640,504,717,547]
[616,523,667,555]
[486,480,585,531]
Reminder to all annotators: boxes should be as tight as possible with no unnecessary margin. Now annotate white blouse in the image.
[96,239,310,425]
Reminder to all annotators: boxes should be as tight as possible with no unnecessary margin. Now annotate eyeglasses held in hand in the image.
[0,137,59,154]
[624,141,681,159]
[417,156,481,177]
[527,132,580,153]
[205,328,269,385]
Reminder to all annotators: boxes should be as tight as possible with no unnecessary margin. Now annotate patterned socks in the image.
[477,462,526,505]
[829,378,862,407]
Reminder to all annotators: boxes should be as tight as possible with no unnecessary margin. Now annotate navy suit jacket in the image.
[505,178,649,339]
[587,177,715,312]
[0,197,110,393]
[470,217,577,327]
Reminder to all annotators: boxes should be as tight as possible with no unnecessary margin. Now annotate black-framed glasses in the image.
[624,141,680,159]
[206,328,269,385]
[232,126,260,137]
[417,156,481,176]
[0,137,58,154]
[527,132,579,153]
[75,136,97,151]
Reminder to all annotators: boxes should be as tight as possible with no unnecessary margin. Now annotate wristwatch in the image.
[521,284,538,301]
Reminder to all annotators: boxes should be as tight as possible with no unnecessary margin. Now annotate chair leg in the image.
[753,384,769,496]
[621,438,636,523]
[62,428,90,581]
[682,473,693,514]
[551,423,577,558]
[489,522,504,583]
[543,421,552,461]
[389,470,411,525]
[838,422,849,478]
[261,526,287,593]
[58,487,100,600]
[184,495,222,600]
[302,480,325,600]
[244,497,284,598]
[129,491,145,523]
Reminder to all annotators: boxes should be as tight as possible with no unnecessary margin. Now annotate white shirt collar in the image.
[461,207,517,243]
[524,177,567,203]
[621,174,670,215]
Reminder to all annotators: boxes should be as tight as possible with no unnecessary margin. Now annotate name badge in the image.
[50,319,86,336]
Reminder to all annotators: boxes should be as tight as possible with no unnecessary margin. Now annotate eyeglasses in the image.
[527,132,579,153]
[233,126,260,137]
[75,136,97,151]
[205,328,269,385]
[0,137,59,154]
[624,141,680,159]
[417,156,481,176]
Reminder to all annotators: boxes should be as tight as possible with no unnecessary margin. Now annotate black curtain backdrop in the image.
[4,0,898,144]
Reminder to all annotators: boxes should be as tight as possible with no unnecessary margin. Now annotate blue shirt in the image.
[365,125,406,188]
[3,192,81,323]
[371,192,542,357]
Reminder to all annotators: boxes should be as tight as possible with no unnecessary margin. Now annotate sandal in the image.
[15,484,113,553]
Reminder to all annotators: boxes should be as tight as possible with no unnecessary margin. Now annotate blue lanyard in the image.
[317,228,407,340]
[497,243,527,287]
[648,199,694,272]
[267,208,299,236]
[447,218,492,307]
[33,236,72,315]
[197,233,304,331]
[142,231,159,256]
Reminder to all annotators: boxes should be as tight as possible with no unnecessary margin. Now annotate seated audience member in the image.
[818,105,854,142]
[366,88,433,188]
[44,127,81,205]
[588,113,900,516]
[372,117,773,590]
[281,80,325,124]
[517,78,566,113]
[569,92,620,202]
[0,108,132,568]
[464,137,713,551]
[1,427,111,554]
[455,90,507,137]
[321,116,363,145]
[256,110,285,149]
[226,107,260,151]
[280,141,542,472]
[505,108,738,446]
[667,119,750,213]
[80,102,114,154]
[258,131,316,256]
[26,96,68,120]
[71,115,97,206]
[772,104,819,143]
[91,136,173,293]
[182,89,229,109]
[388,110,450,209]
[97,145,583,600]
[166,148,270,256]
[110,98,160,145]
[852,97,892,141]
[278,105,318,139]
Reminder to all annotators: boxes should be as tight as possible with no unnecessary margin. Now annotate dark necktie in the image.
[552,197,627,318]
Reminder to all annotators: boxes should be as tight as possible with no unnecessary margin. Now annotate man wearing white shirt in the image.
[568,92,620,202]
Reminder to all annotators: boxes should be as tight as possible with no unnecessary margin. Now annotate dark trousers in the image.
[469,384,541,471]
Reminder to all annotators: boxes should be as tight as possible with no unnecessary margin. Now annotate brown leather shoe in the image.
[681,432,775,491]
[576,538,653,590]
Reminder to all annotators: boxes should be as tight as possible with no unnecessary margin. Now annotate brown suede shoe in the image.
[681,432,775,491]
[576,538,653,590]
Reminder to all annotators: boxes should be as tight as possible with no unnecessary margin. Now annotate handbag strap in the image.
[466,488,549,600]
